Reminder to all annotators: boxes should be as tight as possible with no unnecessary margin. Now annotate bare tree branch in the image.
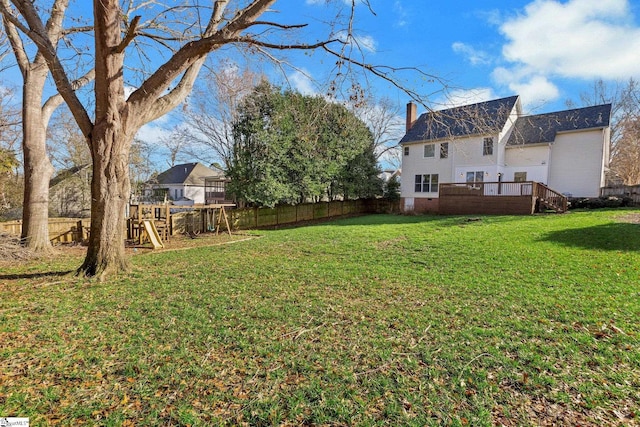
[0,0,30,73]
[5,0,93,137]
[131,0,233,124]
[113,15,141,54]
[42,68,95,126]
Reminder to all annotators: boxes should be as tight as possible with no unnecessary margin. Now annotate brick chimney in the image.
[406,102,417,133]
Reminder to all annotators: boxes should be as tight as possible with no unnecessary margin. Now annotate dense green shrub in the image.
[569,196,633,209]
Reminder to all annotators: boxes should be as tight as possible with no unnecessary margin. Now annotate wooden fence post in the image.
[76,220,83,243]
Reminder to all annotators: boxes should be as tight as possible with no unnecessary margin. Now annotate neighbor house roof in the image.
[507,104,612,146]
[400,95,520,144]
[155,162,223,185]
[49,163,91,188]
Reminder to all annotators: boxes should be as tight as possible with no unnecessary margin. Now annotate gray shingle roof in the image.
[156,162,223,185]
[49,163,91,187]
[507,104,612,146]
[400,95,519,144]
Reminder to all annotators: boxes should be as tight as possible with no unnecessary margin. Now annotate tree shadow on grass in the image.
[0,270,75,281]
[538,222,640,251]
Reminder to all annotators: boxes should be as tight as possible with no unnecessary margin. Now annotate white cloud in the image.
[436,88,499,109]
[508,75,560,107]
[288,69,317,95]
[335,30,378,54]
[492,0,640,104]
[452,42,492,66]
[477,9,503,27]
[492,66,560,108]
[393,1,409,27]
[502,0,640,79]
[124,85,136,99]
[355,34,377,53]
[135,120,171,144]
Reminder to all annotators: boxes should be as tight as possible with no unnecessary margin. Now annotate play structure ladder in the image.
[141,220,164,249]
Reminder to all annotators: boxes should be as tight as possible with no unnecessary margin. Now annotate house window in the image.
[415,174,439,193]
[514,172,527,182]
[423,144,435,158]
[404,146,410,156]
[440,142,449,159]
[483,137,494,156]
[174,189,178,199]
[180,189,184,198]
[466,171,484,183]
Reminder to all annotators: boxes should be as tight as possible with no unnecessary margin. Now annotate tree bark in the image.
[78,123,132,278]
[76,0,130,278]
[20,65,54,251]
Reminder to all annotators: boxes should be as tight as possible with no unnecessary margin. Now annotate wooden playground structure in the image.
[127,203,234,249]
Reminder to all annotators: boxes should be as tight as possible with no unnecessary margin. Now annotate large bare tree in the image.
[0,0,434,278]
[1,0,93,251]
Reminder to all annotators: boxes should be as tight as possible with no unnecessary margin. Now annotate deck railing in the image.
[533,182,568,212]
[439,181,568,213]
[439,181,534,197]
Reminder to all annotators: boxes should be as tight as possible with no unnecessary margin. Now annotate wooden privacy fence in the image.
[601,185,640,205]
[161,200,397,234]
[0,199,400,243]
[230,199,398,229]
[0,218,90,243]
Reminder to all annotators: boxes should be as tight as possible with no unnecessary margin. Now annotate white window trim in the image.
[423,144,436,158]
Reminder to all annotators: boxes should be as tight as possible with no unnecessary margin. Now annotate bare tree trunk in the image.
[79,124,131,277]
[21,67,54,251]
[76,0,130,278]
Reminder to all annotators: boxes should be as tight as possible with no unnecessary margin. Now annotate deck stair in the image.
[534,182,568,213]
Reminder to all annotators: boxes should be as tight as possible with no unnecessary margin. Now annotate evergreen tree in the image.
[228,83,382,207]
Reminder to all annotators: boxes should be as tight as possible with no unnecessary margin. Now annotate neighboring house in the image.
[49,164,92,217]
[400,95,611,213]
[378,169,401,183]
[146,162,228,205]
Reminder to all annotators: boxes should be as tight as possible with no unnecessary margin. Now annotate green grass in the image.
[1,210,639,426]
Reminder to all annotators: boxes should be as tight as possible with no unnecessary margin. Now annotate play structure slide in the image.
[142,220,164,249]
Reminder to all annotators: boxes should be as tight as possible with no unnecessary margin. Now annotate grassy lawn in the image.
[1,210,639,426]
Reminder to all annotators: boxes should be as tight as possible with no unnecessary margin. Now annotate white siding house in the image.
[400,96,611,213]
[146,162,226,205]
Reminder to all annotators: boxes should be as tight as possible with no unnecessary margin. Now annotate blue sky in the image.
[3,0,639,169]
[136,0,640,161]
[289,0,640,112]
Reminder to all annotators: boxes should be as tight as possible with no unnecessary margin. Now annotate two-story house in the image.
[400,96,611,213]
[146,162,228,205]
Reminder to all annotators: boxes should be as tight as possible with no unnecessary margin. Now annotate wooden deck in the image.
[438,181,567,215]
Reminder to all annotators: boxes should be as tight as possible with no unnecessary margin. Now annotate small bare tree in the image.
[181,61,263,169]
[158,128,191,169]
[348,95,404,168]
[612,114,640,185]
